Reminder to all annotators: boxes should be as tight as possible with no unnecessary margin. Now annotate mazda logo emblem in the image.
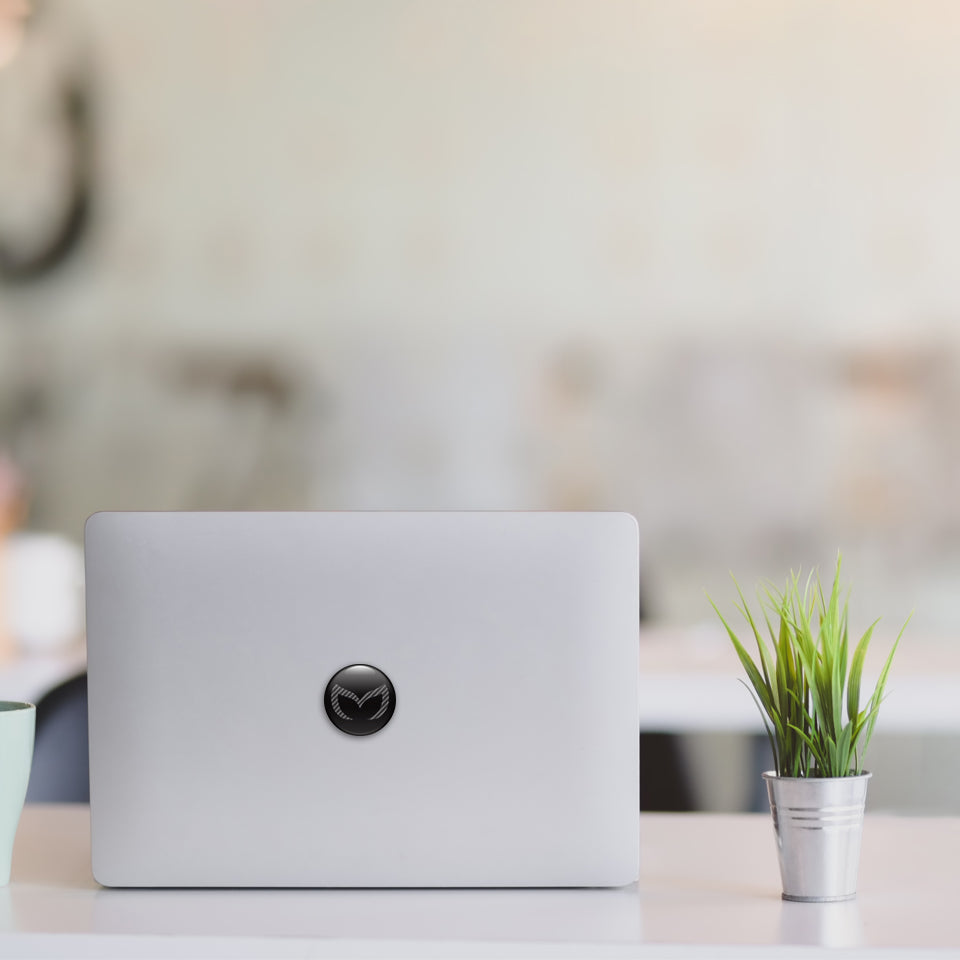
[323,664,396,736]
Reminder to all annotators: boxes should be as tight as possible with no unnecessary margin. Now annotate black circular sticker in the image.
[324,664,396,736]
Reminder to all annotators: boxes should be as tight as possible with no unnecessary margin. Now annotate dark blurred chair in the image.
[26,672,89,803]
[637,589,695,812]
[639,733,695,811]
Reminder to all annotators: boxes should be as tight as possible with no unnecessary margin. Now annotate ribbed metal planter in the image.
[763,771,871,902]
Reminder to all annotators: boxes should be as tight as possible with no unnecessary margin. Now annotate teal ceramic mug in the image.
[0,702,35,885]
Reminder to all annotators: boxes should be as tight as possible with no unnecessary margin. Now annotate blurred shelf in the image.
[638,626,960,734]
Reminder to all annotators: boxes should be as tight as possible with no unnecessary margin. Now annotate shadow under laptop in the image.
[89,884,643,944]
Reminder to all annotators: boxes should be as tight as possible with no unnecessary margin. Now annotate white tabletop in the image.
[2,806,958,958]
[638,626,960,733]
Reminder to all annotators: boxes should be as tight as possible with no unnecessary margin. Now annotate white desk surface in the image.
[2,806,958,959]
[638,626,960,734]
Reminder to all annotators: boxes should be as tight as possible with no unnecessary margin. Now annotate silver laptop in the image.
[84,511,639,887]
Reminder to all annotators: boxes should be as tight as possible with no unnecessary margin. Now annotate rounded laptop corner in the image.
[91,854,121,889]
[597,511,639,549]
[606,849,640,888]
[84,510,112,544]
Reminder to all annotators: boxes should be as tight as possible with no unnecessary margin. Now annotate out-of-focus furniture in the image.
[3,534,85,655]
[0,648,86,705]
[3,806,958,957]
[637,625,960,733]
[639,625,960,813]
[0,650,88,803]
[25,672,88,803]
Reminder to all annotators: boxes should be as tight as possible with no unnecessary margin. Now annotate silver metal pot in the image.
[762,771,871,902]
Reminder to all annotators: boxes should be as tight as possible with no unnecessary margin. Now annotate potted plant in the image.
[709,555,909,902]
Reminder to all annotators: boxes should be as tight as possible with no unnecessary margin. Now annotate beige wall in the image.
[2,1,960,632]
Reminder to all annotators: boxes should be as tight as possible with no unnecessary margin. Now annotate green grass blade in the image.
[733,579,777,696]
[707,596,778,723]
[740,679,781,776]
[787,722,829,776]
[836,720,854,776]
[847,619,880,723]
[861,613,911,755]
[837,599,849,709]
[758,584,780,646]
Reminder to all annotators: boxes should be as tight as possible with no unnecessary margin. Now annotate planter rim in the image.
[761,770,871,783]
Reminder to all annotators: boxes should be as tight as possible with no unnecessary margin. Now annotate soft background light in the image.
[2,0,959,809]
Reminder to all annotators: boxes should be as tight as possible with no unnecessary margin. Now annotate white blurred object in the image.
[4,533,83,652]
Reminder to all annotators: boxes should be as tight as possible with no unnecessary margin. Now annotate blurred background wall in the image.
[2,0,959,808]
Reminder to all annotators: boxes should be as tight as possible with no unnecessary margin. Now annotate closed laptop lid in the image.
[85,511,639,887]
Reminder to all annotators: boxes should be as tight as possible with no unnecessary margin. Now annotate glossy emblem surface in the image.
[324,664,396,736]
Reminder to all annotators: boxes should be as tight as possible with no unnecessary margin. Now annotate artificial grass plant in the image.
[708,555,909,779]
